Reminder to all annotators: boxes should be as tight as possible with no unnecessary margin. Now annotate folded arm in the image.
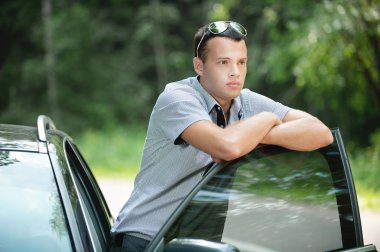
[181,109,333,162]
[261,109,334,151]
[181,112,281,161]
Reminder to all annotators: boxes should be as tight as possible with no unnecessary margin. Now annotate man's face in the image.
[195,37,247,108]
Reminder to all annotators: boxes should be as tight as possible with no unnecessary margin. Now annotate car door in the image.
[147,129,377,252]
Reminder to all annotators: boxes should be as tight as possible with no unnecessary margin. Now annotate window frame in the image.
[64,140,113,251]
[47,134,87,252]
[47,133,113,252]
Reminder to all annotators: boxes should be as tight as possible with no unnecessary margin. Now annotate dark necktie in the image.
[214,105,226,128]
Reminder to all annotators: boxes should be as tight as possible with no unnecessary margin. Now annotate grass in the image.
[349,131,380,211]
[75,125,380,211]
[75,125,146,180]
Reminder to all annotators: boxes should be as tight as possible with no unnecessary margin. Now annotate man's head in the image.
[194,21,247,62]
[193,21,248,108]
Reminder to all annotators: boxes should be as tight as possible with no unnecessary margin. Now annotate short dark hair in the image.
[193,23,248,62]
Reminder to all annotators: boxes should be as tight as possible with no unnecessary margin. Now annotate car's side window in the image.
[65,141,112,252]
[162,141,358,252]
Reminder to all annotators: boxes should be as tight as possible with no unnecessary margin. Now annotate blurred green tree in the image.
[0,0,378,145]
[263,0,380,144]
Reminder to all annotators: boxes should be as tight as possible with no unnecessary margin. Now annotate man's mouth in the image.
[226,81,240,88]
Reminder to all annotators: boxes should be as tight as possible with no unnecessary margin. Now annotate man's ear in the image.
[193,57,203,76]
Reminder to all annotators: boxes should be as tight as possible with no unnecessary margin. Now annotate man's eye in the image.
[219,60,228,64]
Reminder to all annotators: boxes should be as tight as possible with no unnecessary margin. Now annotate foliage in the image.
[263,0,380,144]
[350,130,380,210]
[75,124,146,179]
[298,1,379,143]
[0,0,379,145]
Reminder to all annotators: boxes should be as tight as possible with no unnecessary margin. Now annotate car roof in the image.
[0,115,70,152]
[0,124,39,152]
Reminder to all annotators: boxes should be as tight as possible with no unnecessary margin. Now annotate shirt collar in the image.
[192,76,242,118]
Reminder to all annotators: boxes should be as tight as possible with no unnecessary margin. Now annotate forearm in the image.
[216,112,280,160]
[261,117,333,151]
[182,112,280,162]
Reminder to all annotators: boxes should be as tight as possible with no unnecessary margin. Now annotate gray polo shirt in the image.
[111,76,291,239]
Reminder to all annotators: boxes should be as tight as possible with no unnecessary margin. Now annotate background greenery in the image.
[1,0,379,209]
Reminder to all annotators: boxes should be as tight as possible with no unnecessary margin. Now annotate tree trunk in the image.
[42,0,60,122]
[150,0,168,96]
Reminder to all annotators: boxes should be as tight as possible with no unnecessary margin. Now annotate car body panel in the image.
[0,125,39,152]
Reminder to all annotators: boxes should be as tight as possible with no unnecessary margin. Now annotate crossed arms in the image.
[181,109,334,162]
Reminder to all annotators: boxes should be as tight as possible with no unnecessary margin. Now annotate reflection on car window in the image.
[165,147,344,252]
[0,151,72,252]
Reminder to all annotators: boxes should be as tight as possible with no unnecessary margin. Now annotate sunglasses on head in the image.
[196,21,248,58]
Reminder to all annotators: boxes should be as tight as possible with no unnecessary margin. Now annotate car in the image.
[0,115,112,252]
[0,115,377,252]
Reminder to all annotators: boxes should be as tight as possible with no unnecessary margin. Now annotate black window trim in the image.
[47,133,113,252]
[334,128,363,246]
[61,138,98,252]
[47,136,86,252]
[65,140,113,251]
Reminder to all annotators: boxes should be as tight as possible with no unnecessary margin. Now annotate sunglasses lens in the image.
[209,21,247,36]
[230,22,247,36]
[209,21,229,34]
[197,21,247,58]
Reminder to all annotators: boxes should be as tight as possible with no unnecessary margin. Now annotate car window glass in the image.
[164,148,344,252]
[0,151,72,252]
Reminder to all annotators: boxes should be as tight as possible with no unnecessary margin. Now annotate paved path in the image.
[98,179,380,249]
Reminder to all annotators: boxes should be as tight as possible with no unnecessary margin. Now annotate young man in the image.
[111,21,333,251]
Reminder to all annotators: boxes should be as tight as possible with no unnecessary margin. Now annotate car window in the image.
[65,141,112,251]
[162,141,359,251]
[0,151,72,252]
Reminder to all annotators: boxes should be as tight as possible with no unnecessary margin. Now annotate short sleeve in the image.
[152,85,211,144]
[241,89,291,120]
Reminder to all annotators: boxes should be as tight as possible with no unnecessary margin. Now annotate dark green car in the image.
[0,116,377,252]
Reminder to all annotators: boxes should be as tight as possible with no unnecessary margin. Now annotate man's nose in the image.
[229,64,240,77]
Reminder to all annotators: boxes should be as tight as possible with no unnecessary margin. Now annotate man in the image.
[111,21,333,251]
